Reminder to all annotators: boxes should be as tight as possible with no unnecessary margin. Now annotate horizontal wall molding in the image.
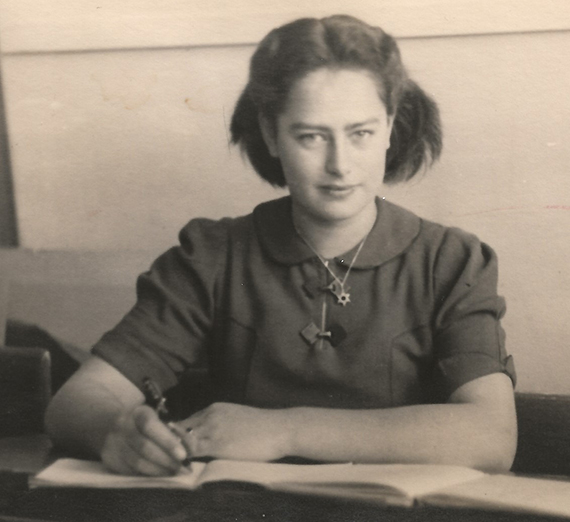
[1,0,569,55]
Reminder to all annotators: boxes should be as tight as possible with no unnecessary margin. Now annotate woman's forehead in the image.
[280,68,387,124]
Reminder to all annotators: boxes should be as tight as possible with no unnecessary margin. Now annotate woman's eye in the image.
[353,130,374,140]
[297,134,326,147]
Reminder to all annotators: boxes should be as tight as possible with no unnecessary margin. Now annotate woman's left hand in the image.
[175,403,291,461]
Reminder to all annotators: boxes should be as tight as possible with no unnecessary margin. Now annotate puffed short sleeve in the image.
[432,228,516,397]
[92,218,229,392]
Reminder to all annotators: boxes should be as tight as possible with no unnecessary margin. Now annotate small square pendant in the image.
[300,322,320,345]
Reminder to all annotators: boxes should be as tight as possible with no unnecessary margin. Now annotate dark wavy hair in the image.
[230,15,442,186]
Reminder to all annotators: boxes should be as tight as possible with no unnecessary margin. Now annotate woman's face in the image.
[262,68,393,226]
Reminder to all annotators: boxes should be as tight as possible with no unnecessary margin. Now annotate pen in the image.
[142,377,171,423]
[142,377,193,467]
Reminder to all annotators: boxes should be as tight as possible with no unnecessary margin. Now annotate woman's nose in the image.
[325,138,351,177]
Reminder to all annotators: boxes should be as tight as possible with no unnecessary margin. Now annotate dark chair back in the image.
[0,346,51,436]
[513,392,570,476]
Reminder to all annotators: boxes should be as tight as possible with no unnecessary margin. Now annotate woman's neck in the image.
[292,202,378,259]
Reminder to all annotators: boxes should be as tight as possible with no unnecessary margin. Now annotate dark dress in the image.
[93,196,515,414]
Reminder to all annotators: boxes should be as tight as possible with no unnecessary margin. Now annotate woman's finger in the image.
[101,433,172,476]
[181,425,217,459]
[119,441,177,476]
[101,441,133,475]
[188,433,210,458]
[124,431,182,472]
[132,406,187,462]
[176,404,216,436]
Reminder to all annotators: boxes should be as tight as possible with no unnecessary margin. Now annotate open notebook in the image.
[31,458,570,517]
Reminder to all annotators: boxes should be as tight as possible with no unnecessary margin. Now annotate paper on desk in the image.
[30,458,208,489]
[198,459,485,498]
[424,473,570,518]
[30,457,486,504]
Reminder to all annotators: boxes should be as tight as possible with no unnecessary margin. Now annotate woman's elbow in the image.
[471,412,518,473]
[450,373,517,472]
[44,369,109,456]
[491,423,518,472]
[44,383,81,450]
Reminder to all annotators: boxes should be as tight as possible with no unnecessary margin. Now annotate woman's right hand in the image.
[100,404,188,476]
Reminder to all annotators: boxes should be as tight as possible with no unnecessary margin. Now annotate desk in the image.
[0,436,566,522]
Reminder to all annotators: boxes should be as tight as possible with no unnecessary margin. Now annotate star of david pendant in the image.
[336,291,351,306]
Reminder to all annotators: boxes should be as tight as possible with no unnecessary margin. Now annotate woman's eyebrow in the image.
[288,122,329,132]
[288,118,380,133]
[345,118,380,131]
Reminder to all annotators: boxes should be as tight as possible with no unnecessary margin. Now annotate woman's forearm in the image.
[281,374,516,472]
[46,382,123,457]
[283,403,512,471]
[47,360,516,473]
[45,357,144,457]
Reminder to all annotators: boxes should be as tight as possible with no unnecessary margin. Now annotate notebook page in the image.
[424,474,570,518]
[339,464,485,498]
[30,458,207,489]
[196,460,354,488]
[197,460,484,498]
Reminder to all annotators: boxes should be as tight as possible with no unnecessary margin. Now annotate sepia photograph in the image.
[1,1,570,520]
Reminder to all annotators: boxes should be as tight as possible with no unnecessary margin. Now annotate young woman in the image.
[46,15,517,476]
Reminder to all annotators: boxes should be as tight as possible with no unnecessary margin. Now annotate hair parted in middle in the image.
[230,14,442,187]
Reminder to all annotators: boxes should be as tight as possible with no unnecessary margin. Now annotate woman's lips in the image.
[319,184,358,197]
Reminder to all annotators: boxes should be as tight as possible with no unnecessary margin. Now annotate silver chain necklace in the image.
[295,226,371,306]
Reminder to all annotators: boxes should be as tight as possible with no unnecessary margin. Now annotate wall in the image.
[0,1,569,393]
[0,63,17,246]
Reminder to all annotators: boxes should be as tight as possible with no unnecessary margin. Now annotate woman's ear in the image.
[259,116,279,158]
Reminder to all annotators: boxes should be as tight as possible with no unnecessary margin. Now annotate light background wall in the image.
[0,1,569,393]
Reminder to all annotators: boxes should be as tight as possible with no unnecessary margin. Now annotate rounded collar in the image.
[253,196,421,269]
